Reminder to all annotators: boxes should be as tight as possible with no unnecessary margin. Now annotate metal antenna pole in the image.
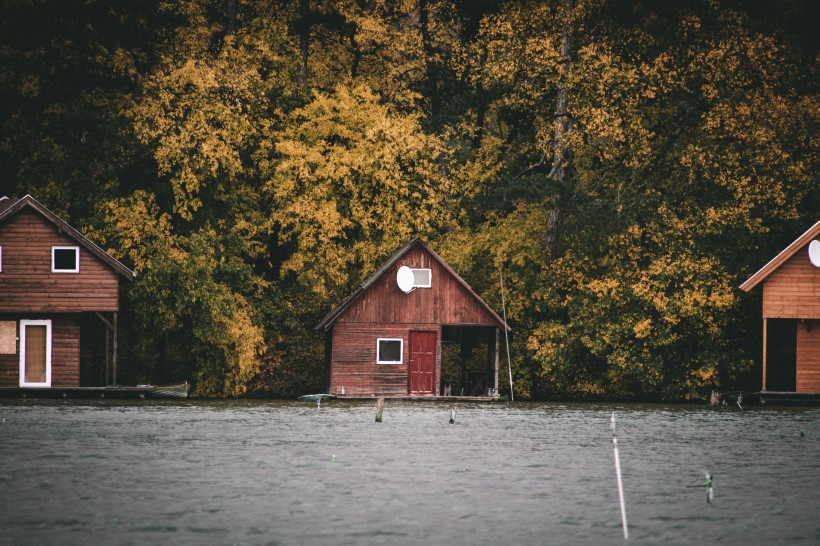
[499,268,513,402]
[611,413,629,539]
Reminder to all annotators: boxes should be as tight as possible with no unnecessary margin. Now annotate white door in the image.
[19,320,51,387]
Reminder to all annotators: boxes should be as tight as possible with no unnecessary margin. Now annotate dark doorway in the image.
[767,319,797,391]
[440,326,496,396]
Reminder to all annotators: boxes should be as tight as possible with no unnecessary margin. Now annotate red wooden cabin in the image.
[316,239,510,397]
[0,195,135,389]
[740,220,820,393]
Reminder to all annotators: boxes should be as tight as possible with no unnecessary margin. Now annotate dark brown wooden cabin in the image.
[316,239,510,397]
[0,195,135,389]
[740,220,820,393]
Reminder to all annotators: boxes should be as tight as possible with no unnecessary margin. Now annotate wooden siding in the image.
[0,208,120,312]
[330,323,442,396]
[336,245,499,327]
[0,315,81,388]
[761,240,820,319]
[796,322,820,392]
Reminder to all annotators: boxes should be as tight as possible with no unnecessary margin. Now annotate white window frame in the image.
[377,338,403,364]
[52,246,80,273]
[19,319,52,388]
[0,245,3,272]
[411,268,432,288]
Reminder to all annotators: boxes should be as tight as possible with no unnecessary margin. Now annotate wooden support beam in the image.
[94,312,113,331]
[460,328,467,395]
[105,324,110,386]
[112,312,118,386]
[494,328,500,394]
[762,317,768,392]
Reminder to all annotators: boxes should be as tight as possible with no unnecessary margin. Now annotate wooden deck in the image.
[332,394,507,403]
[757,391,820,405]
[0,383,189,400]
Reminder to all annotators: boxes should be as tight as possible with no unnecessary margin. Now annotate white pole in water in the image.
[499,268,514,402]
[611,412,628,539]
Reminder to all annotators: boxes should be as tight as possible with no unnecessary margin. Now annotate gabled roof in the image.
[740,220,820,292]
[0,195,136,281]
[315,238,510,332]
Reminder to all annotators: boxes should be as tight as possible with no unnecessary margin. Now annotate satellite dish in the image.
[809,240,820,267]
[397,265,415,293]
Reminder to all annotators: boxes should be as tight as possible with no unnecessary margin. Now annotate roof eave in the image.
[314,239,511,332]
[739,220,820,292]
[0,195,137,281]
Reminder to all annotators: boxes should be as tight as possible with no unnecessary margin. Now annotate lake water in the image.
[1,399,818,545]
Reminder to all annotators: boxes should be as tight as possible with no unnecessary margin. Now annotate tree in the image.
[0,0,155,217]
[91,192,267,396]
[267,83,456,309]
[441,0,817,399]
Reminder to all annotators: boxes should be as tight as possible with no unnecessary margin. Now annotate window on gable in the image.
[52,246,79,273]
[411,268,431,288]
[377,338,403,364]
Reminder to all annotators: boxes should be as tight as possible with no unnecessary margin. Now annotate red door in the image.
[409,331,436,394]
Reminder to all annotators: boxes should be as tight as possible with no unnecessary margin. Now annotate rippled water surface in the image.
[1,399,818,545]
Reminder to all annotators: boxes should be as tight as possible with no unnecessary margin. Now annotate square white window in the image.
[411,268,431,288]
[377,338,403,364]
[52,246,80,272]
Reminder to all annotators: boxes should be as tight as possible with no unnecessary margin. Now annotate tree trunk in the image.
[419,0,440,118]
[348,29,361,79]
[545,0,574,263]
[226,0,237,35]
[299,0,310,86]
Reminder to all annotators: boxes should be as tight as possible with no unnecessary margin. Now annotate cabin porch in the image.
[0,312,121,389]
[439,325,500,398]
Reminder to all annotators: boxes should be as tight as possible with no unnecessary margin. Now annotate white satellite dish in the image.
[397,265,415,293]
[809,240,820,268]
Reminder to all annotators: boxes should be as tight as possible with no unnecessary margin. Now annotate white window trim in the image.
[19,319,52,388]
[0,245,3,272]
[52,246,80,273]
[411,268,432,288]
[377,338,403,364]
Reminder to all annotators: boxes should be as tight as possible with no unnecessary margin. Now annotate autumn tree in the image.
[442,0,817,399]
[105,0,300,395]
[266,83,456,312]
[0,0,814,399]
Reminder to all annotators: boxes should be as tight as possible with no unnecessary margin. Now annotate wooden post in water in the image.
[375,397,385,422]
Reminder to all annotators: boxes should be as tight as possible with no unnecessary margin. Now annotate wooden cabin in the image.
[0,195,135,389]
[740,220,820,393]
[316,239,510,397]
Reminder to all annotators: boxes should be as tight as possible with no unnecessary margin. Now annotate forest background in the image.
[1,0,816,399]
